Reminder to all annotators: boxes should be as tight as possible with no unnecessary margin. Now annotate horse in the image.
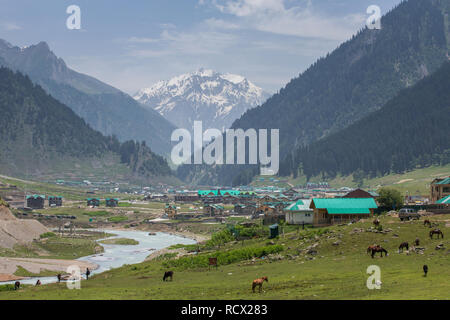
[423,265,428,277]
[163,271,173,281]
[252,276,268,293]
[369,246,388,258]
[424,220,432,227]
[57,274,62,283]
[429,229,444,239]
[373,219,380,226]
[398,242,409,253]
[14,281,20,290]
[367,245,380,254]
[35,279,41,286]
[415,238,420,246]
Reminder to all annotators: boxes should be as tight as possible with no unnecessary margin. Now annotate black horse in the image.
[14,281,20,290]
[429,229,444,239]
[369,246,388,258]
[163,271,173,281]
[398,242,409,253]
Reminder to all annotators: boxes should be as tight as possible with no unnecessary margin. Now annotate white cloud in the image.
[127,36,159,43]
[204,18,240,30]
[2,22,22,31]
[127,29,237,57]
[208,0,365,40]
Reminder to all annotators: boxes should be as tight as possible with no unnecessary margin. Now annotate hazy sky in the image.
[0,0,402,94]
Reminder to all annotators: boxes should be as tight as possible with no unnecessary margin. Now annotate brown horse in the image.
[398,242,409,253]
[163,271,173,281]
[14,281,20,290]
[369,246,388,258]
[429,229,444,239]
[373,219,380,226]
[252,276,268,293]
[367,245,380,254]
[424,220,432,227]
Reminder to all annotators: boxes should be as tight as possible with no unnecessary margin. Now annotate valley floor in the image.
[1,214,449,300]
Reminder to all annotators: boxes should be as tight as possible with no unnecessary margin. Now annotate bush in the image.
[0,284,15,292]
[83,211,111,217]
[162,245,284,270]
[40,232,56,239]
[204,229,234,248]
[108,216,128,223]
[378,188,404,210]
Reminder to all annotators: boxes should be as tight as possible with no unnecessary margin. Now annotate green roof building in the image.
[310,198,377,227]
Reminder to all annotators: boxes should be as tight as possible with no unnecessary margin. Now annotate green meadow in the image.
[2,214,449,300]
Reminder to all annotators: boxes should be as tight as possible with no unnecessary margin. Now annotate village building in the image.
[203,204,224,216]
[430,177,450,203]
[106,198,119,207]
[284,199,313,225]
[234,203,257,215]
[26,195,45,209]
[436,195,450,206]
[174,192,199,202]
[165,203,178,218]
[144,193,168,201]
[48,196,63,207]
[86,198,100,207]
[342,188,378,199]
[310,198,377,227]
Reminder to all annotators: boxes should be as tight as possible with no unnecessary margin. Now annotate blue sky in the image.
[0,0,402,94]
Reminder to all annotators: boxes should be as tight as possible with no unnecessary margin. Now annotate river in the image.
[2,229,196,285]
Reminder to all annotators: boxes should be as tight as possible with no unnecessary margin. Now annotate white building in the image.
[284,199,313,225]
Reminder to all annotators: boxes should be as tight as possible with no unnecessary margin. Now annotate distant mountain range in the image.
[0,67,173,181]
[177,0,450,186]
[0,39,175,155]
[281,61,450,180]
[134,68,269,131]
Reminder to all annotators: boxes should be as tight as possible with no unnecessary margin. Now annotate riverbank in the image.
[104,223,210,243]
[0,257,97,281]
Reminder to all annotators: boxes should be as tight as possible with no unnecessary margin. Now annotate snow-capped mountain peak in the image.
[133,69,270,130]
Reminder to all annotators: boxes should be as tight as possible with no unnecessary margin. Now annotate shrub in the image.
[40,232,56,239]
[83,211,111,217]
[108,216,128,223]
[0,284,15,292]
[162,245,283,270]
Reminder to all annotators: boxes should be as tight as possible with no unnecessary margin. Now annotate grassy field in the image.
[99,238,139,245]
[0,175,123,201]
[0,231,110,259]
[252,164,450,196]
[2,214,449,299]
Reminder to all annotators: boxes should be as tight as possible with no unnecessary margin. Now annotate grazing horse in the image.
[252,276,268,293]
[367,245,380,254]
[424,220,432,227]
[57,274,61,283]
[14,281,20,290]
[398,242,409,253]
[373,219,380,226]
[429,229,444,239]
[369,246,388,258]
[163,271,173,281]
